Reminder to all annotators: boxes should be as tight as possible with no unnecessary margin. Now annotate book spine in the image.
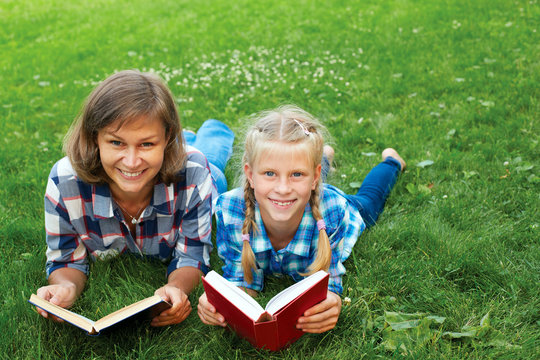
[254,320,279,351]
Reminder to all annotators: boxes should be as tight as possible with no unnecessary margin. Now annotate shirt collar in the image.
[91,181,175,219]
[251,203,315,258]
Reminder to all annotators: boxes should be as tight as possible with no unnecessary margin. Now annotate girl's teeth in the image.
[272,200,292,206]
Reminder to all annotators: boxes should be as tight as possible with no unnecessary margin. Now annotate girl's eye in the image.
[264,171,275,177]
[292,172,303,177]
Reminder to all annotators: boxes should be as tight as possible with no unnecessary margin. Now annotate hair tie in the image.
[293,119,310,136]
[241,234,250,242]
[316,219,326,231]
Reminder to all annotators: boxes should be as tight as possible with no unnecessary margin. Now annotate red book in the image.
[202,270,329,351]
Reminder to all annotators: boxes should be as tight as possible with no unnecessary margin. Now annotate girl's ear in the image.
[244,163,255,188]
[312,163,322,190]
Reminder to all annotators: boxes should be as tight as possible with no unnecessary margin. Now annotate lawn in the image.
[0,0,538,358]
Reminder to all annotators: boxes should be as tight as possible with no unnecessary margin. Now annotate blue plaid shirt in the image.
[44,145,214,278]
[215,184,365,294]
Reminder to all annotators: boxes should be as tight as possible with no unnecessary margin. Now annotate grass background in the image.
[1,0,538,358]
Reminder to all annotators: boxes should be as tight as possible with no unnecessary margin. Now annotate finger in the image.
[300,322,337,333]
[36,307,49,318]
[303,295,339,316]
[159,299,191,320]
[151,306,192,327]
[198,309,226,326]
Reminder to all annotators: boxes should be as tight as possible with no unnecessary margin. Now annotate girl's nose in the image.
[275,177,292,193]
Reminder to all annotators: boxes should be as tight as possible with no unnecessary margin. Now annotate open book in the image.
[28,294,171,335]
[202,270,329,351]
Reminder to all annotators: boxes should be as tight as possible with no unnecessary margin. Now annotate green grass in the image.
[1,0,538,358]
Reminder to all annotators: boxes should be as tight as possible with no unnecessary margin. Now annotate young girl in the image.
[198,105,405,333]
[34,70,233,327]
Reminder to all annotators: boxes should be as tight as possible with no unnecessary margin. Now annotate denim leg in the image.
[345,156,401,228]
[184,119,234,195]
[192,119,234,173]
[183,130,196,146]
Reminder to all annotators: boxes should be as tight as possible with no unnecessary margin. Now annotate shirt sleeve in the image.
[44,170,89,277]
[326,209,349,294]
[168,151,213,276]
[322,186,365,294]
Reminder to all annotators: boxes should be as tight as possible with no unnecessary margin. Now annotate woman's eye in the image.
[111,140,122,146]
[141,142,153,147]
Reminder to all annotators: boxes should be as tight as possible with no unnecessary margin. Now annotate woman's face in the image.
[96,115,167,202]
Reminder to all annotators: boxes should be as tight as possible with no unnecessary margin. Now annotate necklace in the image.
[115,200,146,225]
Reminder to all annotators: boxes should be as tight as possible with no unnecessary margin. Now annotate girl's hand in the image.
[36,283,79,322]
[296,290,342,333]
[151,285,192,326]
[197,292,227,327]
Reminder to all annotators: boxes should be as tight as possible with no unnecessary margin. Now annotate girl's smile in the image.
[244,141,321,234]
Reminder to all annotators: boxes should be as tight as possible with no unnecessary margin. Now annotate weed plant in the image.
[0,0,538,358]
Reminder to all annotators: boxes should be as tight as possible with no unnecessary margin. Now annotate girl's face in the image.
[97,115,168,202]
[244,141,321,231]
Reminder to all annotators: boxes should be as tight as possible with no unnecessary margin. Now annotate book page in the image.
[265,270,327,315]
[29,294,95,333]
[204,271,265,321]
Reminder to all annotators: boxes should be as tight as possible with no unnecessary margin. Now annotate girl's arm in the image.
[296,290,342,333]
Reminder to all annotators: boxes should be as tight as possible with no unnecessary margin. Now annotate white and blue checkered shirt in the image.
[215,184,365,294]
[44,145,214,278]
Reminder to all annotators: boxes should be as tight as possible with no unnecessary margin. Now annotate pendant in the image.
[131,218,138,225]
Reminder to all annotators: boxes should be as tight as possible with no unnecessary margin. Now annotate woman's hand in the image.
[35,268,87,322]
[197,292,227,327]
[151,285,192,326]
[35,283,79,322]
[296,290,342,333]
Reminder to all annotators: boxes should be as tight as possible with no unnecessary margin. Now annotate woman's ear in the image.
[244,163,255,188]
[312,164,322,190]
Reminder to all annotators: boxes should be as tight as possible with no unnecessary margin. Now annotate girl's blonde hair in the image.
[63,70,185,185]
[241,105,331,283]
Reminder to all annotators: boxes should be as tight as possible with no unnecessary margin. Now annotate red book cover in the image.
[202,270,329,351]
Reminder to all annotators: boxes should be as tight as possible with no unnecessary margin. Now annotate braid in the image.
[241,181,258,284]
[305,185,331,274]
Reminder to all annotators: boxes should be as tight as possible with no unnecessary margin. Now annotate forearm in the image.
[241,287,258,297]
[48,267,87,298]
[167,266,203,295]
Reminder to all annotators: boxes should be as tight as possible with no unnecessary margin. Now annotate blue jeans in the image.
[322,155,401,228]
[183,119,234,194]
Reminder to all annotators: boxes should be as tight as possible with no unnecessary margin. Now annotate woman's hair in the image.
[63,69,185,185]
[240,105,331,283]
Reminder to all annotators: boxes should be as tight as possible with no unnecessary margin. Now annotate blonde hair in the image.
[63,70,185,185]
[241,105,331,283]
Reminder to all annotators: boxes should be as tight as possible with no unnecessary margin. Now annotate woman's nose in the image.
[123,147,142,168]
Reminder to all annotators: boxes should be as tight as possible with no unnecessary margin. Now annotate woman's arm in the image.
[35,267,87,321]
[151,266,203,326]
